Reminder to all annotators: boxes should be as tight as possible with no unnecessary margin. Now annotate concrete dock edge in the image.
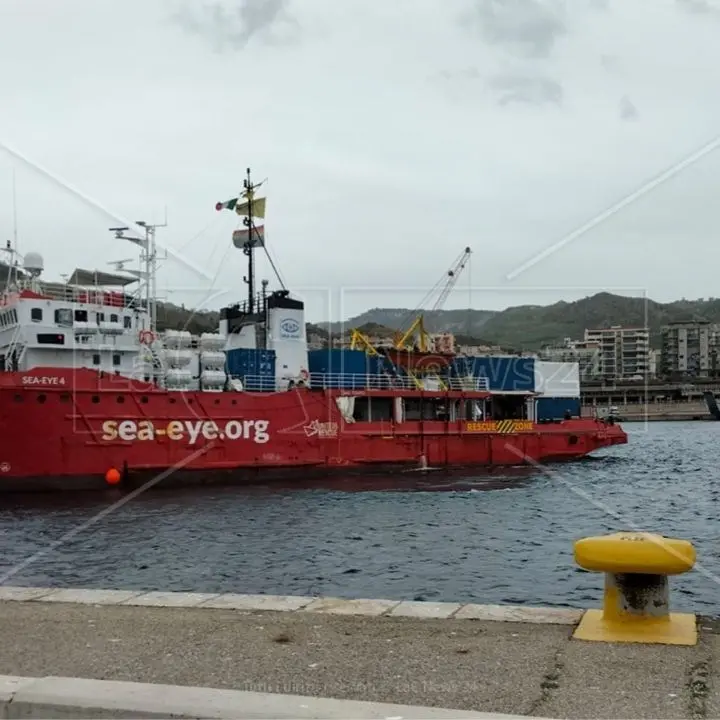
[0,675,547,719]
[0,586,584,625]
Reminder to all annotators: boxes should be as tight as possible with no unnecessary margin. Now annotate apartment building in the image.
[660,321,720,378]
[584,326,650,380]
[540,338,601,380]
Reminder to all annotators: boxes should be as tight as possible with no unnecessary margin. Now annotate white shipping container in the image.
[534,360,580,397]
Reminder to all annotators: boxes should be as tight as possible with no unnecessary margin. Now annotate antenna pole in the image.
[243,167,255,313]
[11,169,17,253]
[111,217,166,337]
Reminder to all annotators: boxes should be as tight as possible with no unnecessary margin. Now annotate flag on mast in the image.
[215,192,266,218]
[232,225,265,248]
[215,197,239,212]
[234,196,266,218]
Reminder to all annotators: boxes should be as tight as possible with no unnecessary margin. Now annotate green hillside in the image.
[158,292,720,350]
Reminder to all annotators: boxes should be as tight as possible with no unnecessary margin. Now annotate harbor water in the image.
[1,421,719,614]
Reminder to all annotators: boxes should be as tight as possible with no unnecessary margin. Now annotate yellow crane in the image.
[349,329,380,355]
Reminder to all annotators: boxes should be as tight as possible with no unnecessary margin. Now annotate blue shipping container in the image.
[307,349,369,376]
[536,397,581,420]
[452,356,535,392]
[226,348,276,378]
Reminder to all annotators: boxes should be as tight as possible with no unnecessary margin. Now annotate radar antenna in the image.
[108,259,134,272]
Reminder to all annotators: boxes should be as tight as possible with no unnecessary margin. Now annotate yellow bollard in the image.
[572,531,697,646]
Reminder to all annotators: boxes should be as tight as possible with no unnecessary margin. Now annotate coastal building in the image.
[584,326,650,380]
[539,338,601,380]
[648,349,659,379]
[660,320,720,378]
[307,332,327,351]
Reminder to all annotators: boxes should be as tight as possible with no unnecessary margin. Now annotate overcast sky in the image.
[1,0,720,322]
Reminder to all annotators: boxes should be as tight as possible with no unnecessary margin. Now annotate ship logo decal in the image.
[279,318,301,338]
[0,462,9,473]
[304,420,338,438]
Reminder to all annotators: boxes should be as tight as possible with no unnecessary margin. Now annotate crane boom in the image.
[393,246,472,352]
[431,246,472,312]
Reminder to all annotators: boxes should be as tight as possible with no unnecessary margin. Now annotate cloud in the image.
[465,0,567,58]
[489,74,563,105]
[677,0,720,16]
[619,95,638,121]
[175,0,297,50]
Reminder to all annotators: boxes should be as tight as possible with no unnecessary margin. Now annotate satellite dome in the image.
[23,251,44,276]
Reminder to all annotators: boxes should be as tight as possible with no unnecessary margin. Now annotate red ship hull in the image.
[0,368,627,491]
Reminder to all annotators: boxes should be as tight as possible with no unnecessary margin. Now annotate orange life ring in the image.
[138,330,155,345]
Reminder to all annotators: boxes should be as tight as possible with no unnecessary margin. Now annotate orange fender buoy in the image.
[105,468,121,485]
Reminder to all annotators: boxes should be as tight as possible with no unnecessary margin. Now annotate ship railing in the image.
[308,373,490,391]
[15,283,147,311]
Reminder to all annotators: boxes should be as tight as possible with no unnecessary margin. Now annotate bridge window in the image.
[110,314,119,323]
[74,309,88,322]
[113,353,121,366]
[37,333,65,345]
[92,354,100,365]
[123,316,132,329]
[54,308,72,325]
[30,308,42,322]
[96,312,105,324]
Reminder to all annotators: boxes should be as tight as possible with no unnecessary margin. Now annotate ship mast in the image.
[243,167,257,313]
[217,168,267,314]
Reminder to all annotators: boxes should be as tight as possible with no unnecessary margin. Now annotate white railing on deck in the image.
[307,373,490,391]
[3,284,144,311]
[233,373,491,392]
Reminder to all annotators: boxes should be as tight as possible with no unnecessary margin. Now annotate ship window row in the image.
[12,392,239,406]
[92,353,122,366]
[0,309,18,327]
[32,308,134,329]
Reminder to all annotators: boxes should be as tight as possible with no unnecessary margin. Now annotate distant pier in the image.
[582,401,711,421]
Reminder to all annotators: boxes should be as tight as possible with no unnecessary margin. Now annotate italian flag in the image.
[215,197,238,212]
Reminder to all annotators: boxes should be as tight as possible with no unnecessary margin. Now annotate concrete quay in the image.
[1,587,719,719]
[582,401,711,421]
[0,675,525,719]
